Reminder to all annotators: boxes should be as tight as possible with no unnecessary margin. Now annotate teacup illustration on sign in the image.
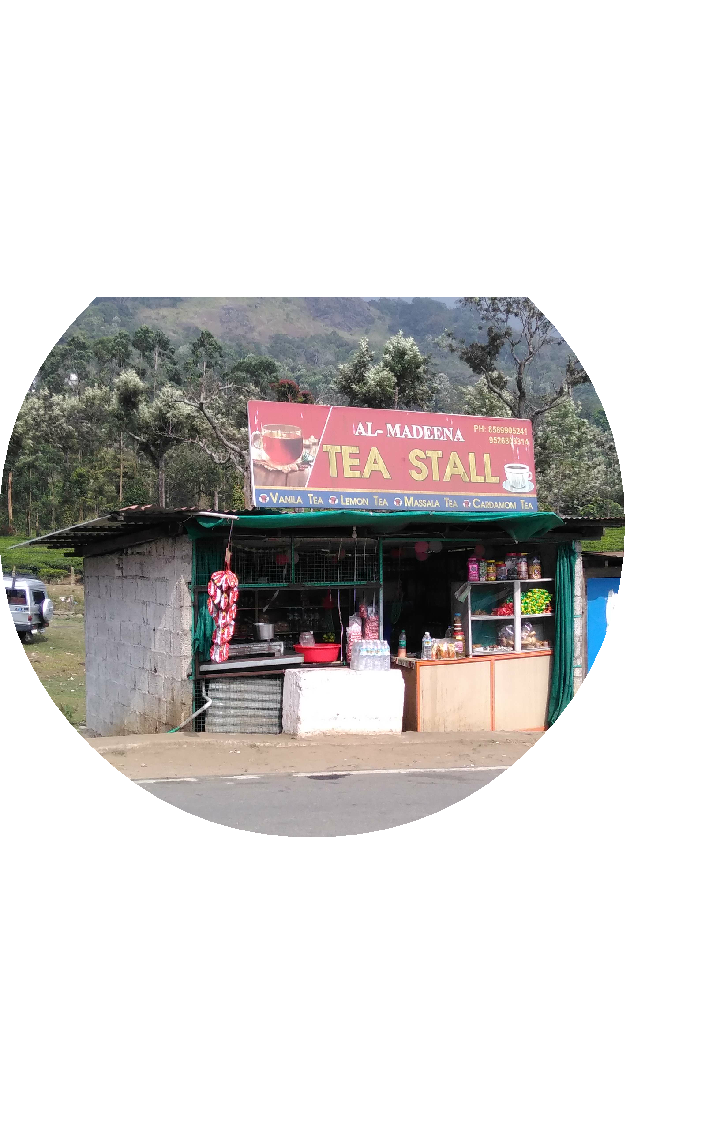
[251,423,318,487]
[503,462,534,493]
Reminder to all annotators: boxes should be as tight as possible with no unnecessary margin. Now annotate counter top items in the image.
[421,631,432,659]
[346,611,363,664]
[467,555,480,581]
[529,555,542,580]
[294,642,342,664]
[486,559,497,581]
[430,637,458,660]
[350,640,390,670]
[397,630,407,658]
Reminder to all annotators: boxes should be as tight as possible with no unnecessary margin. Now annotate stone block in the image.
[282,669,404,736]
[148,669,164,698]
[153,628,170,656]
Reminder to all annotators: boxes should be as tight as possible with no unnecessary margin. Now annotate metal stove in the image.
[229,640,285,659]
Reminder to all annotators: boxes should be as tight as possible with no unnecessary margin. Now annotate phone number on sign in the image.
[488,435,532,445]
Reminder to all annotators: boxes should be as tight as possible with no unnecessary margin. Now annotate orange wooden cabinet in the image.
[392,652,552,733]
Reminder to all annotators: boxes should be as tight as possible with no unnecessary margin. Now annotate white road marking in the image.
[134,767,510,784]
[295,766,510,777]
[135,777,199,784]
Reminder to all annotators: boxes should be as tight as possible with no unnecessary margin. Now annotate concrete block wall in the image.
[84,535,194,735]
[572,539,586,694]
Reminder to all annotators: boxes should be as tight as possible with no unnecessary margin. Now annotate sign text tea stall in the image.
[247,401,538,514]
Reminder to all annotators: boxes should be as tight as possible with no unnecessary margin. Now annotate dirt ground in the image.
[88,729,540,779]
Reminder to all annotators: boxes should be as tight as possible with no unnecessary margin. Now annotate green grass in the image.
[582,526,625,553]
[19,603,86,726]
[0,535,83,581]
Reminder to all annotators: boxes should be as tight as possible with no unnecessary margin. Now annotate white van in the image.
[3,575,54,642]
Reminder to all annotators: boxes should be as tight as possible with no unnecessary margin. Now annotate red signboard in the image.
[247,401,537,513]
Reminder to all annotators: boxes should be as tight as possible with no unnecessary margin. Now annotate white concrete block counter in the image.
[282,668,404,736]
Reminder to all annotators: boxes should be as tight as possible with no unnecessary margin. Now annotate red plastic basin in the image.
[293,643,342,663]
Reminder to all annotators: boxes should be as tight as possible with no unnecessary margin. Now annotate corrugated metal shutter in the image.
[205,675,283,733]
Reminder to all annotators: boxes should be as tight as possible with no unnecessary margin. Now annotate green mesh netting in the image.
[191,538,226,665]
[547,541,577,725]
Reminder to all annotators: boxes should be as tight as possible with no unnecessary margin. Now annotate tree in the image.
[533,397,623,517]
[446,297,589,425]
[93,331,134,378]
[113,370,198,507]
[35,333,94,394]
[228,353,281,393]
[271,377,314,403]
[336,333,436,410]
[131,326,174,394]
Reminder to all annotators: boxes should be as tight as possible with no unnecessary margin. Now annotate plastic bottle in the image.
[398,630,407,658]
[421,631,432,660]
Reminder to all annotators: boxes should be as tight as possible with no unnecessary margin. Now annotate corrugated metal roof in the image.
[10,508,238,549]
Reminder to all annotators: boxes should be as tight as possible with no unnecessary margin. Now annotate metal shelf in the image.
[472,611,554,619]
[470,577,553,585]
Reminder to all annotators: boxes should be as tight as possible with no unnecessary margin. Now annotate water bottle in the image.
[421,631,432,660]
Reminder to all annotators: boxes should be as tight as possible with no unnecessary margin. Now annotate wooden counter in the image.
[392,652,552,733]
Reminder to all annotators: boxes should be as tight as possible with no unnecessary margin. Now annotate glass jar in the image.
[506,552,517,579]
[486,559,497,581]
[467,556,479,581]
[529,555,542,580]
[517,552,528,580]
[496,558,508,581]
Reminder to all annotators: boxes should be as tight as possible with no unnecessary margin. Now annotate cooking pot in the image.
[253,621,275,641]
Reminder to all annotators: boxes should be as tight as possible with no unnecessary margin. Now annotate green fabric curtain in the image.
[547,541,577,725]
[191,539,226,665]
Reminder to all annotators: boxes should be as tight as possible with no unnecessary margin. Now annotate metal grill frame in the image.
[293,536,378,586]
[231,539,293,586]
[228,536,379,588]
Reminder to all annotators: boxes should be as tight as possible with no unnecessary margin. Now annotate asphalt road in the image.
[139,768,506,837]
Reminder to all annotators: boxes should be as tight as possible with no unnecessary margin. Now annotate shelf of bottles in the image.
[460,576,555,656]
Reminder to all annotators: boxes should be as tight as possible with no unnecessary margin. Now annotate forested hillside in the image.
[1,297,621,541]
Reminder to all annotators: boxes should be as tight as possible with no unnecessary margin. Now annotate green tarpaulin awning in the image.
[185,509,563,542]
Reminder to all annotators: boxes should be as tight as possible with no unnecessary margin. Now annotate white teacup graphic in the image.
[504,462,533,492]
